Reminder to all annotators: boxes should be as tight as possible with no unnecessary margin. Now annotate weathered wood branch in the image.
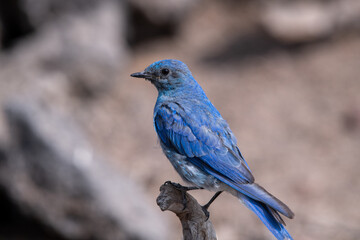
[156,182,217,240]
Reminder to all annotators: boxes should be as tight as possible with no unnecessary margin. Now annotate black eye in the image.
[161,68,170,76]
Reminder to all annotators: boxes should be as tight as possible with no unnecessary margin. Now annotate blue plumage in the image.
[131,59,294,240]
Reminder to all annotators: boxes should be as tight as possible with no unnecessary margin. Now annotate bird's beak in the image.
[130,71,151,79]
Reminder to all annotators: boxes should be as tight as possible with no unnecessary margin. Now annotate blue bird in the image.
[131,59,294,240]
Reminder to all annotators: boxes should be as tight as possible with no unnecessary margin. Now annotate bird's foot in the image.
[164,181,203,210]
[200,191,223,221]
[201,205,210,221]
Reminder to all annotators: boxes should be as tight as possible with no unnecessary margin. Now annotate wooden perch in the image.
[156,182,217,240]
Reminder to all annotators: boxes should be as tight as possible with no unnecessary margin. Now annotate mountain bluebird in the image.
[131,59,294,240]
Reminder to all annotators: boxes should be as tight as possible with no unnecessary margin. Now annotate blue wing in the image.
[154,102,294,219]
[154,102,254,185]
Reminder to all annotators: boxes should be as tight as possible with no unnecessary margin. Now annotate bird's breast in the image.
[160,142,223,191]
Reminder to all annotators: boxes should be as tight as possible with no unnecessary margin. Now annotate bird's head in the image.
[131,59,196,92]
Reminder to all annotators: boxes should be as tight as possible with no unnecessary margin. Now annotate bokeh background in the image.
[0,0,360,239]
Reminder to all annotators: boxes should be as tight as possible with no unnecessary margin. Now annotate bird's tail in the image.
[237,192,293,240]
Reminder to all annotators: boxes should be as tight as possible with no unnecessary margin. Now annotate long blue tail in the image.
[238,192,293,240]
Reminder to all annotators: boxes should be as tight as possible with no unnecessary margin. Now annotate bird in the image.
[131,59,294,240]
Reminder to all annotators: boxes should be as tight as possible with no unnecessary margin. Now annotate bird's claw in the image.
[164,181,189,191]
[164,181,203,210]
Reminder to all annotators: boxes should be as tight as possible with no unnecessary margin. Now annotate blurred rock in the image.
[260,2,334,44]
[0,0,117,49]
[0,0,127,100]
[343,108,360,133]
[129,0,196,24]
[20,0,102,28]
[0,173,66,240]
[40,0,127,99]
[332,0,360,31]
[259,0,360,44]
[0,98,169,240]
[0,0,34,49]
[201,31,285,64]
[127,0,198,46]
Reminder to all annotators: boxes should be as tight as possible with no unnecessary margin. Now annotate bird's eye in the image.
[161,68,170,76]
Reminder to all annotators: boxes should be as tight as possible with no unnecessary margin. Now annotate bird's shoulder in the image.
[154,99,238,154]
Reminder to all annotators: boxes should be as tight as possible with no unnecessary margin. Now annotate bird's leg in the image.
[164,181,203,209]
[202,191,223,221]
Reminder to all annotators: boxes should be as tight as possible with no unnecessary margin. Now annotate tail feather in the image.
[268,206,286,225]
[239,192,293,240]
[237,183,294,219]
[204,168,294,219]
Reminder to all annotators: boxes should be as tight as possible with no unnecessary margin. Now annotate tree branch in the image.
[156,182,217,240]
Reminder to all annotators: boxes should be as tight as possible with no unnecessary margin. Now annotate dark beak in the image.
[130,71,151,79]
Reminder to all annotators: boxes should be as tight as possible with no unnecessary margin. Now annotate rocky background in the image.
[1,0,360,239]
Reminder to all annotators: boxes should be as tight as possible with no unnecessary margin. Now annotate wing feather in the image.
[154,102,254,184]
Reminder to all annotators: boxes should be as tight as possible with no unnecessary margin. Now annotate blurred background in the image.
[0,0,360,239]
